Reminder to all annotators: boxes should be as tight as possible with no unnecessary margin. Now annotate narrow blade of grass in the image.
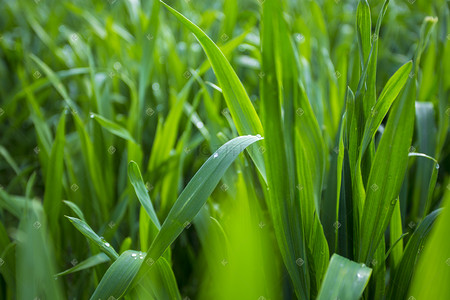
[260,0,310,297]
[132,135,262,285]
[43,112,66,239]
[160,1,266,181]
[360,61,412,156]
[409,192,450,299]
[56,253,110,277]
[358,73,415,264]
[92,113,137,144]
[317,254,372,300]
[66,216,119,260]
[128,161,161,231]
[387,209,441,299]
[90,250,145,300]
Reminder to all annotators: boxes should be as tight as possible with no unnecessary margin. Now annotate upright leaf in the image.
[133,135,263,283]
[160,1,266,181]
[317,254,372,300]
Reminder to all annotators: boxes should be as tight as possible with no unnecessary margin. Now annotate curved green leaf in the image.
[317,254,372,300]
[387,209,441,299]
[92,113,137,143]
[90,250,145,300]
[358,72,416,264]
[160,1,266,181]
[63,200,86,221]
[56,253,110,277]
[135,135,263,283]
[360,61,412,155]
[66,216,119,260]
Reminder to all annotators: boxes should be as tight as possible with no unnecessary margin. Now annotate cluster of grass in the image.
[0,0,449,299]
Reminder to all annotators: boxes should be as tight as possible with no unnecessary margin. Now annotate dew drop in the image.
[213,152,219,158]
[131,253,137,257]
[140,256,144,259]
[89,112,95,118]
[152,82,160,91]
[104,242,110,247]
[357,272,363,279]
[256,134,262,138]
[390,198,397,205]
[196,121,204,129]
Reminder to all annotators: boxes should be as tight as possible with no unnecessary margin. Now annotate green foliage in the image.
[0,0,448,299]
[317,254,372,300]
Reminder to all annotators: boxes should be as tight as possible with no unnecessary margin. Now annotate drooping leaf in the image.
[92,113,137,143]
[66,216,119,260]
[56,253,110,277]
[160,1,266,181]
[134,135,263,283]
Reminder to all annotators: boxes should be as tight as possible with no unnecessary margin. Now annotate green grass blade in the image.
[128,161,161,229]
[317,254,372,300]
[90,250,145,300]
[56,253,110,277]
[409,192,450,299]
[412,102,438,218]
[63,200,86,221]
[358,72,416,264]
[356,0,371,71]
[135,135,263,284]
[389,199,404,271]
[360,61,412,156]
[133,257,181,300]
[387,209,441,299]
[147,83,191,175]
[66,216,119,260]
[29,54,76,110]
[260,0,310,297]
[43,112,66,237]
[16,199,63,299]
[160,1,266,181]
[92,113,137,144]
[294,85,329,295]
